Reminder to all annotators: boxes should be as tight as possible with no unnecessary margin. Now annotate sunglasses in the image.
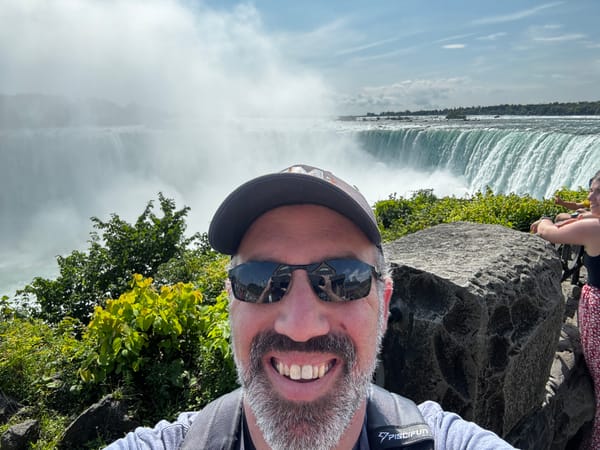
[228,258,382,304]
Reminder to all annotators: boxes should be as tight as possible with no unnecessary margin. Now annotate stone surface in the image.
[505,321,594,449]
[0,419,39,450]
[381,222,565,438]
[0,393,21,424]
[59,394,137,449]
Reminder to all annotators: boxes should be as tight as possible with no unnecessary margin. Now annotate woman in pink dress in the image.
[531,170,600,448]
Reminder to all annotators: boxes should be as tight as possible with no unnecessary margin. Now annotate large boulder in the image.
[505,279,594,448]
[0,393,21,424]
[505,321,594,449]
[59,394,137,449]
[381,222,565,438]
[0,419,39,450]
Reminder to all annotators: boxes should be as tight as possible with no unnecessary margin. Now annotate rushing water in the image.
[2,115,599,298]
[341,115,600,198]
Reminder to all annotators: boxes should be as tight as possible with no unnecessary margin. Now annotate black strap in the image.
[367,384,434,450]
[181,384,434,450]
[180,388,243,450]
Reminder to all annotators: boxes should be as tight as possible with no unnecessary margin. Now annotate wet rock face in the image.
[381,222,565,437]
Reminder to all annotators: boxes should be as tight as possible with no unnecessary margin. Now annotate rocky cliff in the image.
[381,221,593,449]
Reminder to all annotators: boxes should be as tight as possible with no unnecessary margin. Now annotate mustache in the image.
[250,330,356,363]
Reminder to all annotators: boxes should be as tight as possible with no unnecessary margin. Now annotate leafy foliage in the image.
[553,186,590,203]
[79,274,236,423]
[18,193,200,324]
[375,187,567,241]
[0,305,90,413]
[154,233,229,302]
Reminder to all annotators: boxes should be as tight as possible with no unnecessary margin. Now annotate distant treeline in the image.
[357,100,600,118]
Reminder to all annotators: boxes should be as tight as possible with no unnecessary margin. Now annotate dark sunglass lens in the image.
[269,274,291,303]
[229,261,280,303]
[344,278,372,300]
[306,259,375,302]
[230,259,376,303]
[330,259,373,300]
[307,274,330,301]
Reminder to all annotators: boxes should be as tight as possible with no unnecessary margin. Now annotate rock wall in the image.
[380,222,585,445]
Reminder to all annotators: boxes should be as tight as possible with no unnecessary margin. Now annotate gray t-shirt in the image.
[104,399,517,449]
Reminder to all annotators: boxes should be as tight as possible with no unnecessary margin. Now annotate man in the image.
[105,164,515,449]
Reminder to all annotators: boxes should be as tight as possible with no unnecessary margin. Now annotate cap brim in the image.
[208,172,381,255]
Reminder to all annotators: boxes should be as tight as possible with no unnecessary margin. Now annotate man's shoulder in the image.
[417,399,444,419]
[103,411,198,449]
[416,400,517,449]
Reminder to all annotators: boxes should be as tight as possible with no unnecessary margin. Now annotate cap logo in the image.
[284,165,326,179]
[283,164,362,192]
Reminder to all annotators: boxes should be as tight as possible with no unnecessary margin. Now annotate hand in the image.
[531,217,553,233]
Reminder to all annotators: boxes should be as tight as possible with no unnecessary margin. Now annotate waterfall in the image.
[1,116,599,297]
[352,117,600,198]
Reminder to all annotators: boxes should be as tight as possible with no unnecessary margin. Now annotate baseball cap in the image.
[208,164,381,255]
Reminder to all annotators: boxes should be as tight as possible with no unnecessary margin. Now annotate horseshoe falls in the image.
[1,115,599,298]
[346,116,600,199]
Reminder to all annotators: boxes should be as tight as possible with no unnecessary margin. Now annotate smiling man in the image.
[104,164,515,450]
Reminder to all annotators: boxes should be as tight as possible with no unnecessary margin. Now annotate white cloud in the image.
[477,32,507,41]
[443,44,466,49]
[472,2,564,25]
[336,36,405,56]
[337,77,472,112]
[540,24,563,30]
[534,34,585,43]
[435,33,475,43]
[347,45,420,63]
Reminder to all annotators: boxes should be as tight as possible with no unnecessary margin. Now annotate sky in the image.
[1,0,599,116]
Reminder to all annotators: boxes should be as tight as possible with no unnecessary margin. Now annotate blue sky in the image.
[1,0,599,115]
[205,0,600,114]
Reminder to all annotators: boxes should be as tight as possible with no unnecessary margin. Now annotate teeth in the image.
[318,364,326,378]
[290,365,301,380]
[301,365,312,379]
[275,361,330,380]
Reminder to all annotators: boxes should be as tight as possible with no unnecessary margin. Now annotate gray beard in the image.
[237,331,377,450]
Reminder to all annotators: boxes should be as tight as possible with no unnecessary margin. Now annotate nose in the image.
[273,271,331,342]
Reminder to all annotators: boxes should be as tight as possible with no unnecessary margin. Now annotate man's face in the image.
[228,204,391,449]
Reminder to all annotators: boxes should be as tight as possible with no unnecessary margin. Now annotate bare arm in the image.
[554,196,586,211]
[531,216,600,255]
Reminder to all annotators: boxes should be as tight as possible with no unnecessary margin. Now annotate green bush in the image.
[553,186,590,203]
[154,233,229,302]
[0,309,90,414]
[18,193,200,325]
[79,274,236,423]
[375,187,568,241]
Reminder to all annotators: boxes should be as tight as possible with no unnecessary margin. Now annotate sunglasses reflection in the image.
[255,273,354,303]
[230,258,378,304]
